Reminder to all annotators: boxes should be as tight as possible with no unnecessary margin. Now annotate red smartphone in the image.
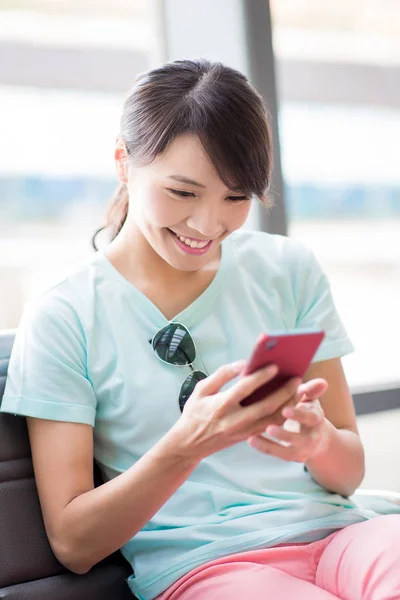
[240,330,325,407]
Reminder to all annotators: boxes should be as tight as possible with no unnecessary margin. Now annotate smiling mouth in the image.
[168,229,214,254]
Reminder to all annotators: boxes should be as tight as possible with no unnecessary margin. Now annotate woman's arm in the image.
[27,361,299,575]
[303,358,365,497]
[27,417,200,575]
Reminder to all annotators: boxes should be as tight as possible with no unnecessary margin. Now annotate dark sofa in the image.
[0,330,134,599]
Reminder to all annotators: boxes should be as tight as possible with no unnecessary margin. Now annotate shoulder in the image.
[21,253,103,338]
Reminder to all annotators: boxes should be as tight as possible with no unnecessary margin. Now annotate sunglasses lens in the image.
[179,371,208,412]
[152,323,196,366]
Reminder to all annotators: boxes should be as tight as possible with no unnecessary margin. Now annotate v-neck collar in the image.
[96,236,234,329]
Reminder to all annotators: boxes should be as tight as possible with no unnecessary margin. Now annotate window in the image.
[271,0,400,389]
[0,0,158,328]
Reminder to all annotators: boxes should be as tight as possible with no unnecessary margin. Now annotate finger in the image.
[247,433,295,460]
[283,418,301,433]
[264,423,322,453]
[235,376,301,424]
[264,424,301,447]
[296,379,328,400]
[197,360,247,396]
[253,396,299,429]
[294,391,307,403]
[281,401,324,428]
[223,364,280,405]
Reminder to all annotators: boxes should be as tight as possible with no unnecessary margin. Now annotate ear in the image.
[114,137,129,183]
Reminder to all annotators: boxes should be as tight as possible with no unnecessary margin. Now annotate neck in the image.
[105,221,223,321]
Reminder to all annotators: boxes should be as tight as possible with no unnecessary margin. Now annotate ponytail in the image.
[91,183,129,251]
[106,183,129,239]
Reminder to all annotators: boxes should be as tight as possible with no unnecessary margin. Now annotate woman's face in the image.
[121,133,252,272]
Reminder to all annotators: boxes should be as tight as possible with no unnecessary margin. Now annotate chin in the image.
[164,253,209,272]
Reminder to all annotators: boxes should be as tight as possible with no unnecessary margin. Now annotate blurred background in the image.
[0,0,399,490]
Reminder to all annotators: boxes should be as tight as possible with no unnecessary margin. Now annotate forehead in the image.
[150,133,224,186]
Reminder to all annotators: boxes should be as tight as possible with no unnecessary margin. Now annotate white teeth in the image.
[178,235,209,249]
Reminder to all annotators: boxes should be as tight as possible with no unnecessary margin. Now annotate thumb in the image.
[296,378,328,401]
[198,361,246,396]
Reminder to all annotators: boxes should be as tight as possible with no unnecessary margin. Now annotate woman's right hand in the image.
[171,361,301,461]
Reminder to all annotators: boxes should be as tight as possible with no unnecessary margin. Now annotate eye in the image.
[167,188,196,198]
[227,195,249,202]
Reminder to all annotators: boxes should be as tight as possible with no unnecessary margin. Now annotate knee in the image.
[317,516,400,598]
[370,514,400,553]
[349,515,400,568]
[323,515,400,568]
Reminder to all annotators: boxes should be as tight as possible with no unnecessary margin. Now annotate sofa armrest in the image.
[351,488,400,513]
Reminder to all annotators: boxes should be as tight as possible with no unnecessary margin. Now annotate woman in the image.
[2,59,400,600]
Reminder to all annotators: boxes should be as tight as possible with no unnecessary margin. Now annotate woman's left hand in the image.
[247,378,330,463]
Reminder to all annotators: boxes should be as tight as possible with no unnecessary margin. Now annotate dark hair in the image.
[93,58,272,249]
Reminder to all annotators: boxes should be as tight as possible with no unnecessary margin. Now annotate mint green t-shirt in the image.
[1,231,377,600]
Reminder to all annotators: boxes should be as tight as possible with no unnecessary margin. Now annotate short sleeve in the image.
[290,241,354,362]
[1,295,97,425]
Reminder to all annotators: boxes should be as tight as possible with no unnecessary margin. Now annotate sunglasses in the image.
[149,322,208,412]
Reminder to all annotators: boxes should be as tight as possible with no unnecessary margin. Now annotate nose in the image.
[185,201,222,239]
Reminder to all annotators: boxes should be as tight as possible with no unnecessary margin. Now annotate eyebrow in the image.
[167,174,244,193]
[167,175,206,188]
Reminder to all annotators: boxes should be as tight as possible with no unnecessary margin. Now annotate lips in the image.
[168,229,213,255]
[174,233,210,249]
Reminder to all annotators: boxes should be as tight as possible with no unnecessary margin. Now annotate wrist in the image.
[157,421,203,470]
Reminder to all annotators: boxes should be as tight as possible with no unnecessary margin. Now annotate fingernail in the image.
[247,436,257,448]
[283,418,301,433]
[282,407,294,418]
[266,425,280,436]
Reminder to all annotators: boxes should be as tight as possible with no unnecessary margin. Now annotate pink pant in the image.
[157,515,400,600]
